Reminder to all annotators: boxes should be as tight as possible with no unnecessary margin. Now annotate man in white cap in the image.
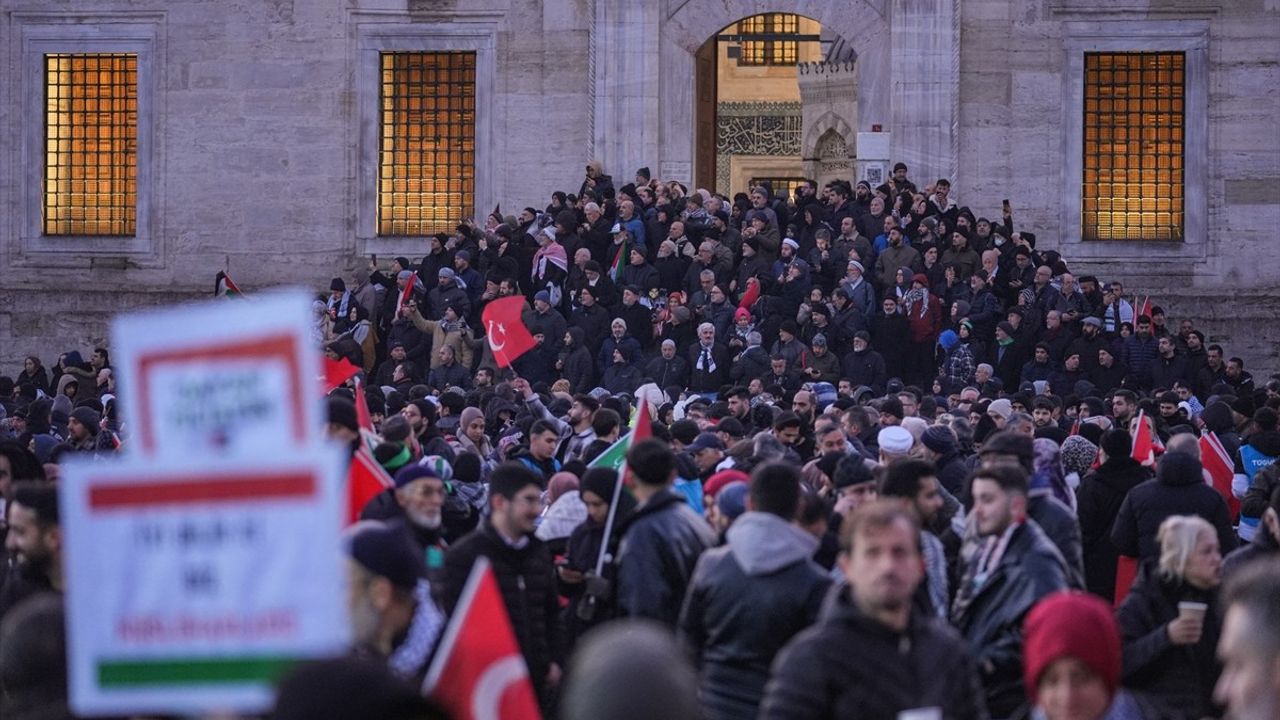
[877,425,914,466]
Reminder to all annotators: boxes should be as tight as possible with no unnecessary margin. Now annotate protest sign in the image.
[61,446,349,716]
[111,290,322,458]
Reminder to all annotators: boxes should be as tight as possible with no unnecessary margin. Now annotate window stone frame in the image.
[12,13,163,265]
[1059,20,1208,263]
[353,16,497,257]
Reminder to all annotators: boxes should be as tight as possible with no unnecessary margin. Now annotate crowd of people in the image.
[2,163,1280,720]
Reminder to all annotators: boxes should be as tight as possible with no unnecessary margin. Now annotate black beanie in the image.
[347,523,423,590]
[1100,429,1132,460]
[452,453,482,484]
[327,397,358,433]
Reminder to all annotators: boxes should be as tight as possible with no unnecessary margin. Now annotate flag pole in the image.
[592,397,646,576]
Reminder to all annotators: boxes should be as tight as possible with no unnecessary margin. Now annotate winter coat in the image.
[560,340,595,393]
[870,312,912,377]
[1077,457,1154,601]
[841,347,888,395]
[1116,564,1223,720]
[644,355,690,391]
[729,345,770,385]
[952,521,1070,718]
[687,342,730,394]
[616,488,715,627]
[678,513,832,720]
[1111,468,1238,565]
[760,584,988,720]
[1146,353,1191,392]
[1028,493,1085,588]
[602,362,642,395]
[904,293,943,344]
[442,521,559,700]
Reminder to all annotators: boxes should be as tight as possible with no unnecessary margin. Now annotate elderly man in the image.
[688,323,729,396]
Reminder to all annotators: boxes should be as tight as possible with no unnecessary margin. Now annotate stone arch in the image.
[802,111,855,161]
[662,1,888,61]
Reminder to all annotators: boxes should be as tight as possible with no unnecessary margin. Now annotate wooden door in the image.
[694,36,717,192]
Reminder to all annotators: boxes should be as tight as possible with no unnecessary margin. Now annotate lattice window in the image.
[1082,52,1185,241]
[44,53,137,236]
[751,177,807,199]
[378,51,476,236]
[738,14,799,66]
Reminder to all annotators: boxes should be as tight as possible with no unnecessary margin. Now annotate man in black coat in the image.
[679,463,832,720]
[760,501,987,720]
[442,463,561,703]
[1076,429,1153,601]
[951,462,1070,718]
[1111,451,1238,565]
[644,339,690,390]
[616,439,715,627]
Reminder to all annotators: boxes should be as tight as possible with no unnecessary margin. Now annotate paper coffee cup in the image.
[1178,601,1208,621]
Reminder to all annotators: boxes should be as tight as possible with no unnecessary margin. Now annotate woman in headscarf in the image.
[453,406,494,462]
[530,226,568,303]
[536,472,587,555]
[1033,437,1076,512]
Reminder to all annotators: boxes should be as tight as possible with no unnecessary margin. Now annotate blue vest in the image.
[1237,444,1277,540]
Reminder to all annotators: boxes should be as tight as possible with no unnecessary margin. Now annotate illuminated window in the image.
[44,53,137,236]
[738,14,799,66]
[1082,52,1184,241]
[750,176,806,199]
[378,51,476,236]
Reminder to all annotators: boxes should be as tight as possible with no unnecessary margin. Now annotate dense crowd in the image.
[1,163,1280,720]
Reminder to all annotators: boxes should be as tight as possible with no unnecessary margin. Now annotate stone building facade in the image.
[1,0,1278,373]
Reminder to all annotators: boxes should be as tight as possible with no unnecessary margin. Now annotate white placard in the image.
[61,446,350,716]
[111,289,322,459]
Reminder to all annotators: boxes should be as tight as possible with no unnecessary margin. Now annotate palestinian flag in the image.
[587,397,652,474]
[608,238,627,284]
[214,271,243,298]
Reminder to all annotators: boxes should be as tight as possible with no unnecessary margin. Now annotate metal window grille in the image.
[1082,52,1185,241]
[738,14,799,66]
[750,176,806,200]
[44,53,137,236]
[378,51,476,236]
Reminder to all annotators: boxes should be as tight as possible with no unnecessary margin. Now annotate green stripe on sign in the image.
[98,656,298,687]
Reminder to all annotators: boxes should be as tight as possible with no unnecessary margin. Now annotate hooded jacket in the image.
[678,512,831,720]
[560,326,595,392]
[1111,453,1238,563]
[760,584,988,720]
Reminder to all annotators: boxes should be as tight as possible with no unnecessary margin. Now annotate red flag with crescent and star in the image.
[482,296,537,368]
[422,557,541,720]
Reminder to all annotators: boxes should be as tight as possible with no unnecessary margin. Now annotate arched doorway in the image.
[692,13,857,196]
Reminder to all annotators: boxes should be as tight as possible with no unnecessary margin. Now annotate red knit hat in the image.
[703,469,749,501]
[1023,592,1121,703]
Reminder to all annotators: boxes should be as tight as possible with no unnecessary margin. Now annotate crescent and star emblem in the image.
[471,654,528,720]
[487,320,508,352]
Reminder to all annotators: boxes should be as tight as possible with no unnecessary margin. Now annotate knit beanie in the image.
[1023,592,1121,703]
[393,462,440,490]
[921,425,957,455]
[938,329,960,351]
[703,469,749,500]
[715,482,749,521]
[70,407,101,435]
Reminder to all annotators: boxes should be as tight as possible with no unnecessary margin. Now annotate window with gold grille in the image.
[44,53,137,236]
[1082,52,1184,241]
[378,51,476,236]
[738,14,799,66]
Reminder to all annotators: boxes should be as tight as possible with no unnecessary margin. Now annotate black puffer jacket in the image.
[1077,456,1153,600]
[952,521,1069,719]
[441,521,559,700]
[616,488,715,627]
[1110,453,1238,563]
[678,512,831,720]
[759,584,988,720]
[1116,563,1223,720]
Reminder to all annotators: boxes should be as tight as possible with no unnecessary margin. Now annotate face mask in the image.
[994,236,1006,246]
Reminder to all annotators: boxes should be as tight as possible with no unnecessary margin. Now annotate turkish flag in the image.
[323,357,361,392]
[1200,431,1241,519]
[400,274,417,309]
[481,296,537,368]
[423,558,541,720]
[1131,410,1156,467]
[353,378,374,434]
[347,445,393,524]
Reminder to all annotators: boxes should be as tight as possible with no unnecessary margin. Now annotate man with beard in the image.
[345,521,426,671]
[0,483,61,623]
[759,501,986,720]
[443,463,560,704]
[879,458,949,618]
